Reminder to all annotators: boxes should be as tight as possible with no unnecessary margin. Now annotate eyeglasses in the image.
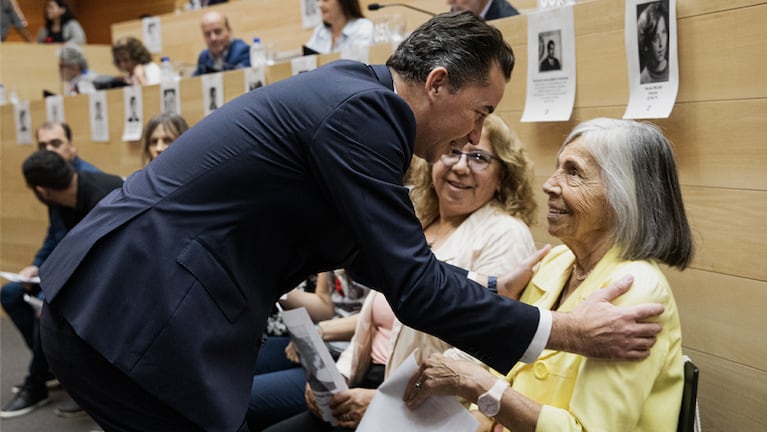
[38,139,65,150]
[440,148,496,172]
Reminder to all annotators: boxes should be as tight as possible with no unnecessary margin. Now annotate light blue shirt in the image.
[305,18,374,54]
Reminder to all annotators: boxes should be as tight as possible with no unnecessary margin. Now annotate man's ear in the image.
[33,185,49,200]
[424,67,449,101]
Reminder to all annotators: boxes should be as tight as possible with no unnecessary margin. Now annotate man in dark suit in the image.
[192,10,250,76]
[40,12,663,432]
[447,0,519,20]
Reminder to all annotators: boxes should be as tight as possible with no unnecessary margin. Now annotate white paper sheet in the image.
[89,91,110,142]
[282,308,349,425]
[160,81,181,116]
[521,6,576,122]
[122,86,143,141]
[0,271,41,284]
[623,0,678,119]
[13,100,33,144]
[46,95,65,123]
[300,0,321,29]
[357,353,479,432]
[244,67,265,93]
[142,16,162,54]
[291,55,318,76]
[202,73,224,116]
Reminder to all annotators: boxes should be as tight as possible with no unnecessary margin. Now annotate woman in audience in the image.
[405,118,694,432]
[36,0,86,44]
[142,113,189,164]
[305,0,373,54]
[112,36,161,86]
[638,1,669,84]
[248,270,369,430]
[264,114,538,431]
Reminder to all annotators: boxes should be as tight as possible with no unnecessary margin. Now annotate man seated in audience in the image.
[192,10,250,76]
[58,43,99,96]
[447,0,519,20]
[0,122,100,419]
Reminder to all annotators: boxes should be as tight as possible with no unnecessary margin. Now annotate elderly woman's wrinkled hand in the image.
[403,353,495,410]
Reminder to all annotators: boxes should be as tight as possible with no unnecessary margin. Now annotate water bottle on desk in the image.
[160,56,175,83]
[250,37,266,71]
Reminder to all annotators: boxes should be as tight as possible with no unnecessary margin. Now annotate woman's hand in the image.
[403,353,496,409]
[329,388,375,428]
[304,383,323,418]
[498,244,551,300]
[284,341,300,364]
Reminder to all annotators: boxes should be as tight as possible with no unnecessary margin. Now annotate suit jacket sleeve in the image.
[307,88,540,373]
[227,39,251,69]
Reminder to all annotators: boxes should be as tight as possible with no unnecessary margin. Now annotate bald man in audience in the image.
[192,10,250,76]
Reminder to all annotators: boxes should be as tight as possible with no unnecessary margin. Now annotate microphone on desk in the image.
[367,3,436,16]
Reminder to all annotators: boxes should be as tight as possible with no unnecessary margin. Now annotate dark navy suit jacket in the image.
[40,61,539,431]
[192,37,250,76]
[485,0,520,20]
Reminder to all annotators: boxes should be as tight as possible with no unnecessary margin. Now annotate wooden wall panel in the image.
[684,348,767,432]
[109,0,446,71]
[668,269,767,369]
[0,43,114,102]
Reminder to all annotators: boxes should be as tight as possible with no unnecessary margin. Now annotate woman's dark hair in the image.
[44,0,76,32]
[142,113,190,164]
[339,0,364,19]
[112,36,153,67]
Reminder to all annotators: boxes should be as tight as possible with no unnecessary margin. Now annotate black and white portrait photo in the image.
[538,30,562,72]
[637,0,670,84]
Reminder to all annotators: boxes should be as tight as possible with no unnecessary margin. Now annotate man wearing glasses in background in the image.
[0,122,97,419]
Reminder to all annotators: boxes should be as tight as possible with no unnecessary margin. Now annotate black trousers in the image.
[41,303,249,432]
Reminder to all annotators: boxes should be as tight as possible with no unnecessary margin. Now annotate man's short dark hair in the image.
[548,40,556,49]
[23,150,74,190]
[386,11,515,92]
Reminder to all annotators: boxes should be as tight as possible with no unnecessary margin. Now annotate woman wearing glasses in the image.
[264,114,538,431]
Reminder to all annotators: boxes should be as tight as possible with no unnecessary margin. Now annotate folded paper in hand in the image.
[0,271,41,284]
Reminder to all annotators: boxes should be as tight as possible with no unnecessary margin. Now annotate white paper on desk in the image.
[46,95,65,123]
[283,307,349,425]
[0,271,41,284]
[357,353,479,432]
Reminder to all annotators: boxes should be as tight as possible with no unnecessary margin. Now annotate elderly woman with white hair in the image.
[58,43,98,95]
[405,118,694,432]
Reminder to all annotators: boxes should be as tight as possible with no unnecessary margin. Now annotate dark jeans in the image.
[1,282,49,393]
[248,336,309,430]
[41,303,250,432]
[262,364,385,432]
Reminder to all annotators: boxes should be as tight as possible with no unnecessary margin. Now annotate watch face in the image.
[478,395,500,417]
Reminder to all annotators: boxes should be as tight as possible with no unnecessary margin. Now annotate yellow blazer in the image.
[504,245,683,432]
